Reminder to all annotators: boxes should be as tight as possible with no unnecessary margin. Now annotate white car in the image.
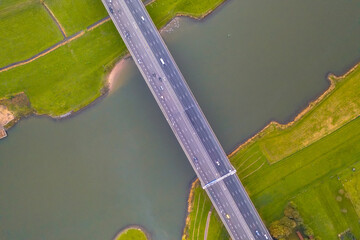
[160,58,165,65]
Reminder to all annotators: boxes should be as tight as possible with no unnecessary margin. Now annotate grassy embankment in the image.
[0,0,63,67]
[0,0,226,119]
[114,228,148,240]
[183,64,360,240]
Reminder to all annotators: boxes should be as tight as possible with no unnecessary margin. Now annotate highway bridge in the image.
[101,0,272,239]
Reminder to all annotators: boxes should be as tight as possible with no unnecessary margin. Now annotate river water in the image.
[1,0,359,239]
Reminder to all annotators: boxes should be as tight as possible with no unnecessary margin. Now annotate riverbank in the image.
[113,225,150,240]
[182,61,360,240]
[228,62,360,159]
[0,0,228,138]
[0,126,7,139]
[107,56,130,93]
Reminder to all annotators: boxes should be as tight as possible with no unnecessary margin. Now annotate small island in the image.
[114,226,149,240]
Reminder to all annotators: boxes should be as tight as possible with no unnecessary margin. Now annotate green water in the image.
[1,0,359,239]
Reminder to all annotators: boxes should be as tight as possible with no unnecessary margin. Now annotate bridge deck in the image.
[101,0,272,239]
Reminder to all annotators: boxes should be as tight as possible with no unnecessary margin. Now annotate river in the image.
[0,0,359,239]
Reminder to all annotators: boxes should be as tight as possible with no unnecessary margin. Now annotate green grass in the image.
[0,0,63,67]
[183,182,215,240]
[206,212,229,240]
[0,22,126,115]
[341,163,360,217]
[293,179,360,239]
[115,228,147,240]
[183,64,360,240]
[147,0,225,29]
[254,67,360,163]
[44,0,108,36]
[0,0,226,116]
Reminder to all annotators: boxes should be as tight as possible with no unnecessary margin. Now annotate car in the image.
[255,230,260,236]
[193,157,198,161]
[160,58,165,65]
[141,16,145,21]
[109,7,114,14]
[225,214,230,219]
[137,59,142,64]
[160,95,164,99]
[264,234,269,239]
[159,86,164,91]
[152,73,156,77]
[124,31,130,39]
[158,77,162,82]
[216,161,220,166]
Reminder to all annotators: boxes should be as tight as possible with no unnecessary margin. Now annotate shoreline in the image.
[0,0,229,136]
[112,225,151,240]
[181,61,360,240]
[107,55,131,93]
[182,179,200,239]
[228,61,360,158]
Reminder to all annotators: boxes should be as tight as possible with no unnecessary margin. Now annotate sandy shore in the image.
[0,105,14,127]
[107,57,130,93]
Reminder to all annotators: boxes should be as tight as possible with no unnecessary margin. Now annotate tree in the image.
[303,224,314,237]
[284,201,302,224]
[343,231,356,240]
[279,216,296,229]
[269,220,292,239]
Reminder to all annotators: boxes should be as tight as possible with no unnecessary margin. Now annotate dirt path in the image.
[87,16,110,31]
[0,14,112,73]
[196,198,206,240]
[0,31,84,73]
[204,208,212,240]
[192,194,202,240]
[42,2,67,38]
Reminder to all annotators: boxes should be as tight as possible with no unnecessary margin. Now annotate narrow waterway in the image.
[1,0,359,239]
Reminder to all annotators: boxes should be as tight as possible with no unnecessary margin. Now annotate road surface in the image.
[101,0,272,239]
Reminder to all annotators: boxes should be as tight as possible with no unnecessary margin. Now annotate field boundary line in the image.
[42,1,67,38]
[237,152,260,169]
[87,16,111,31]
[196,197,206,240]
[192,194,201,240]
[204,207,212,240]
[239,156,262,173]
[242,162,266,179]
[0,15,113,73]
[0,31,85,73]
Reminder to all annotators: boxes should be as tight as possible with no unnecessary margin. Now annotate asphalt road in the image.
[101,0,272,239]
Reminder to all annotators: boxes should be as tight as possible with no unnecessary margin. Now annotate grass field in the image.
[182,64,360,240]
[0,22,126,116]
[0,0,63,67]
[147,0,226,29]
[183,183,214,240]
[115,228,147,240]
[183,181,230,240]
[44,0,108,36]
[247,65,360,163]
[294,178,360,239]
[340,161,360,217]
[0,0,226,117]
